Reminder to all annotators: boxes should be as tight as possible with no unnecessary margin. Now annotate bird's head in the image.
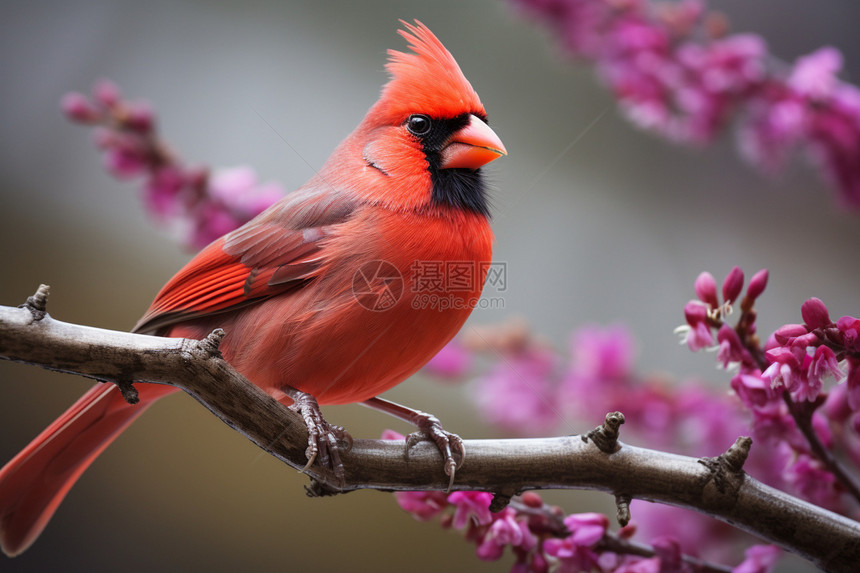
[345,20,506,216]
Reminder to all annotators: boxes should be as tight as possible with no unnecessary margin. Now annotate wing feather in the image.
[133,189,356,334]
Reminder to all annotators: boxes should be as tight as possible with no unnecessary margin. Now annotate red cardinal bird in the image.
[0,21,505,556]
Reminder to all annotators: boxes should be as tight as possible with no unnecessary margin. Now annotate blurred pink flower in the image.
[543,512,608,573]
[732,545,781,573]
[475,508,537,561]
[472,346,560,436]
[422,340,472,380]
[784,454,843,511]
[393,490,449,522]
[447,491,494,529]
[512,0,860,209]
[63,81,285,250]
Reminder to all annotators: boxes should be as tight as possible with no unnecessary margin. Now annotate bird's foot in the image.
[405,412,464,492]
[362,397,464,490]
[286,389,352,485]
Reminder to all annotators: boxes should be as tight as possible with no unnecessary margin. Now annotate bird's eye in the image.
[405,114,432,136]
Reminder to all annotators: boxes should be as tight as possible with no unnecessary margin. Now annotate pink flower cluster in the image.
[510,0,860,209]
[764,298,859,406]
[407,320,784,569]
[387,435,782,573]
[678,266,767,353]
[681,267,860,513]
[62,80,284,249]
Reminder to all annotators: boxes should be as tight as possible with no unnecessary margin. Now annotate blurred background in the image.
[1,0,858,571]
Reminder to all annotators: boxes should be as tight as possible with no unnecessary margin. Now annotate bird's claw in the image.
[287,391,352,485]
[405,413,464,492]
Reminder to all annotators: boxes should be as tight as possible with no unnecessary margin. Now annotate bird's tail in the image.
[0,381,177,556]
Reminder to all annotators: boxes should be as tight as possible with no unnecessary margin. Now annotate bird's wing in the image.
[132,188,356,334]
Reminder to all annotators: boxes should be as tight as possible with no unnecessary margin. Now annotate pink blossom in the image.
[731,371,777,409]
[801,297,832,329]
[721,266,744,305]
[62,81,284,251]
[629,501,736,565]
[525,551,549,573]
[762,345,816,399]
[383,430,452,521]
[811,411,834,449]
[380,429,404,441]
[569,323,636,380]
[561,512,609,546]
[104,144,147,179]
[750,402,803,450]
[512,0,860,208]
[447,491,494,529]
[93,78,120,107]
[393,490,450,522]
[191,203,244,249]
[208,166,285,220]
[423,340,472,380]
[143,166,186,217]
[559,324,638,427]
[746,269,769,301]
[126,102,155,133]
[807,345,843,389]
[732,545,781,573]
[542,512,608,573]
[738,95,807,174]
[678,290,728,352]
[837,316,860,353]
[651,536,684,572]
[612,556,661,573]
[694,271,719,307]
[675,385,749,456]
[788,47,843,100]
[822,382,853,423]
[472,346,559,436]
[845,358,860,410]
[61,92,99,123]
[716,324,748,368]
[784,455,842,510]
[474,508,537,561]
[681,317,715,352]
[771,323,808,346]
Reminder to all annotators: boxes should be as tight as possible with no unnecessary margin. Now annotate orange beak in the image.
[439,114,507,170]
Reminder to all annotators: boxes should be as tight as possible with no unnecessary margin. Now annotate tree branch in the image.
[1,287,859,572]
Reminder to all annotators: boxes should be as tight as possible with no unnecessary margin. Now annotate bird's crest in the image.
[374,20,486,122]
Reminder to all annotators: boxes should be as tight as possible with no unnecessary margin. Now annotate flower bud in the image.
[746,268,769,300]
[93,79,120,107]
[722,266,744,304]
[61,92,99,123]
[694,271,719,307]
[520,491,543,508]
[773,324,807,345]
[125,101,155,133]
[801,297,831,329]
[684,301,708,326]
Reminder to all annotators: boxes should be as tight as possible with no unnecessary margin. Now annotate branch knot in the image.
[19,284,50,321]
[582,411,625,453]
[615,493,632,526]
[116,379,139,405]
[698,436,751,494]
[197,328,225,358]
